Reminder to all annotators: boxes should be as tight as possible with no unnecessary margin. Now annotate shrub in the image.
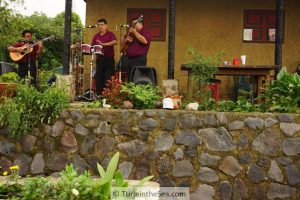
[121,82,161,109]
[0,72,19,83]
[22,177,56,199]
[217,99,264,112]
[196,98,265,112]
[38,70,55,91]
[0,152,153,200]
[0,85,69,138]
[101,77,127,108]
[185,47,223,99]
[260,67,300,113]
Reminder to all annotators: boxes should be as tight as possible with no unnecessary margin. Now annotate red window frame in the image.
[243,9,284,43]
[127,8,166,41]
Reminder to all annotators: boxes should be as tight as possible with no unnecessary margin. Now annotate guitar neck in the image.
[28,37,52,48]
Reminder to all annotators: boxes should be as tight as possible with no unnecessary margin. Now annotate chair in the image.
[0,62,17,75]
[234,76,253,102]
[207,78,221,101]
[130,66,157,85]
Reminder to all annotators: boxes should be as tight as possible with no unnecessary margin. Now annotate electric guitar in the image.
[10,35,54,62]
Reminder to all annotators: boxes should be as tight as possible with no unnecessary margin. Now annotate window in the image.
[127,8,166,41]
[243,10,284,43]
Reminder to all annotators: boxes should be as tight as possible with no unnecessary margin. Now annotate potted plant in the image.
[185,47,223,100]
[0,72,19,98]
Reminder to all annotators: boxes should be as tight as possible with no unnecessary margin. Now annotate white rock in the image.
[186,102,199,111]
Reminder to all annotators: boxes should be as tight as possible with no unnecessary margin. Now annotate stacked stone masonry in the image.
[0,109,300,199]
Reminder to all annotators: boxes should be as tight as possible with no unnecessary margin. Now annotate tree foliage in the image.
[0,0,24,61]
[0,1,83,70]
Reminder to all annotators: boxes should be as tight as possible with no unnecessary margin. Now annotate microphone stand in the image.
[117,24,127,82]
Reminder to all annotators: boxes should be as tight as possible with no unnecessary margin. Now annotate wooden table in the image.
[181,65,277,102]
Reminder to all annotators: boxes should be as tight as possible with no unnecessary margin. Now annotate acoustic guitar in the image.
[120,15,143,53]
[10,35,54,62]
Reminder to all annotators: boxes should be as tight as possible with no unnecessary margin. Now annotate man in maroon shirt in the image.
[122,17,151,82]
[7,30,43,87]
[91,18,117,95]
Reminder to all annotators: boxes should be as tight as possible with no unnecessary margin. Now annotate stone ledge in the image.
[1,109,300,199]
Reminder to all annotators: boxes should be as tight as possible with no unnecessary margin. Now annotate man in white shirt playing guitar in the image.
[7,30,43,87]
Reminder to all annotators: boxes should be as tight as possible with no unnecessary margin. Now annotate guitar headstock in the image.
[132,15,143,26]
[42,35,55,41]
[48,35,55,40]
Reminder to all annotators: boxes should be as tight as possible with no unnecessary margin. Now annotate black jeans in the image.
[95,57,115,95]
[126,55,147,82]
[18,59,37,86]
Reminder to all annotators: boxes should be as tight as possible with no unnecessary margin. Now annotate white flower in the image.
[72,188,79,197]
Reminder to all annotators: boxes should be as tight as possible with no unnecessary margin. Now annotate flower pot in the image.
[0,83,17,98]
[171,95,182,110]
[163,95,182,110]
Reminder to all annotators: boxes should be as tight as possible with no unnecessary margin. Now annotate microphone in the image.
[119,24,129,28]
[86,25,98,28]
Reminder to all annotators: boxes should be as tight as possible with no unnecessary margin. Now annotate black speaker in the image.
[130,66,157,85]
[0,62,17,75]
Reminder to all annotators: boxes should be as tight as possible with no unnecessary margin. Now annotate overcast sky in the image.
[10,0,86,24]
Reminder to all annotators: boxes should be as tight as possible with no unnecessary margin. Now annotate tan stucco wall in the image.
[84,0,300,99]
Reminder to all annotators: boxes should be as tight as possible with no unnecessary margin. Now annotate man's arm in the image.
[36,41,43,54]
[7,45,24,52]
[97,40,117,46]
[131,29,148,45]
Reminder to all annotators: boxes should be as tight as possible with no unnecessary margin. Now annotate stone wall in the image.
[0,109,300,199]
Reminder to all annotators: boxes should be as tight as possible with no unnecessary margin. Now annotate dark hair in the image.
[97,18,107,24]
[22,30,33,37]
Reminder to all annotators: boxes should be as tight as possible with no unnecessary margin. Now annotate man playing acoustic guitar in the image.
[7,30,43,87]
[121,16,151,82]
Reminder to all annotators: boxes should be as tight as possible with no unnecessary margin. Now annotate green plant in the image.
[83,100,103,108]
[260,67,300,113]
[96,152,121,199]
[0,72,19,83]
[0,183,22,199]
[216,100,236,112]
[95,152,153,200]
[0,84,69,138]
[38,85,70,123]
[198,98,216,111]
[185,47,223,99]
[237,89,253,102]
[195,97,265,113]
[216,99,264,112]
[38,70,55,91]
[0,152,153,200]
[22,177,56,200]
[56,164,94,200]
[106,153,153,200]
[121,82,161,109]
